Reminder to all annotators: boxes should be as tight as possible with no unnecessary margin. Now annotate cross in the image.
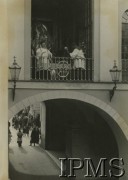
[13,56,16,63]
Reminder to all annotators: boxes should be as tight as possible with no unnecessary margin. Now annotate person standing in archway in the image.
[30,126,37,146]
[35,126,40,145]
[17,129,23,147]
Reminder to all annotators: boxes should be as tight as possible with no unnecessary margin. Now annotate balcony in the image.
[30,56,94,82]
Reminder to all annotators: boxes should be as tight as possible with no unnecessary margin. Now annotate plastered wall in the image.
[7,0,127,82]
[8,0,25,80]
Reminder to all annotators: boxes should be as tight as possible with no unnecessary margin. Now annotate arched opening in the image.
[9,94,128,179]
[44,99,118,152]
[43,99,119,179]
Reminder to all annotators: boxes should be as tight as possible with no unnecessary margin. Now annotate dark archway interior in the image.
[44,99,119,179]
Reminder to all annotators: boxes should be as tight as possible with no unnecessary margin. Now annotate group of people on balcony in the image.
[35,41,86,80]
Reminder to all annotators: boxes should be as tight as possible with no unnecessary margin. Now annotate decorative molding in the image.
[8,81,128,90]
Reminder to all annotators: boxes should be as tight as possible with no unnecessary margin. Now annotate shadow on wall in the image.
[44,99,120,179]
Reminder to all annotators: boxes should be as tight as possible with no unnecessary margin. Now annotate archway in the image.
[43,99,120,178]
[9,91,128,140]
[9,91,128,179]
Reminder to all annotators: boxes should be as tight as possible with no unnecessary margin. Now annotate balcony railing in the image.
[31,56,94,81]
[122,59,128,82]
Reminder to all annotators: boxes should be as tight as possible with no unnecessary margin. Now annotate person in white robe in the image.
[70,45,85,69]
[36,42,52,70]
[36,42,52,79]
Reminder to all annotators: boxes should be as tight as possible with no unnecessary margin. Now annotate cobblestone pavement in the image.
[9,127,62,180]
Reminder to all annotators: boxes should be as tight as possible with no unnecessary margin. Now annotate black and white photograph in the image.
[0,0,128,180]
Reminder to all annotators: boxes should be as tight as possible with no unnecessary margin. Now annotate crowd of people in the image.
[9,106,41,147]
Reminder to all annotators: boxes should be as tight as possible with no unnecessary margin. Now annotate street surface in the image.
[9,126,63,180]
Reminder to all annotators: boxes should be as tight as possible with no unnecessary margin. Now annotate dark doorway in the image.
[43,99,119,179]
[31,0,92,57]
